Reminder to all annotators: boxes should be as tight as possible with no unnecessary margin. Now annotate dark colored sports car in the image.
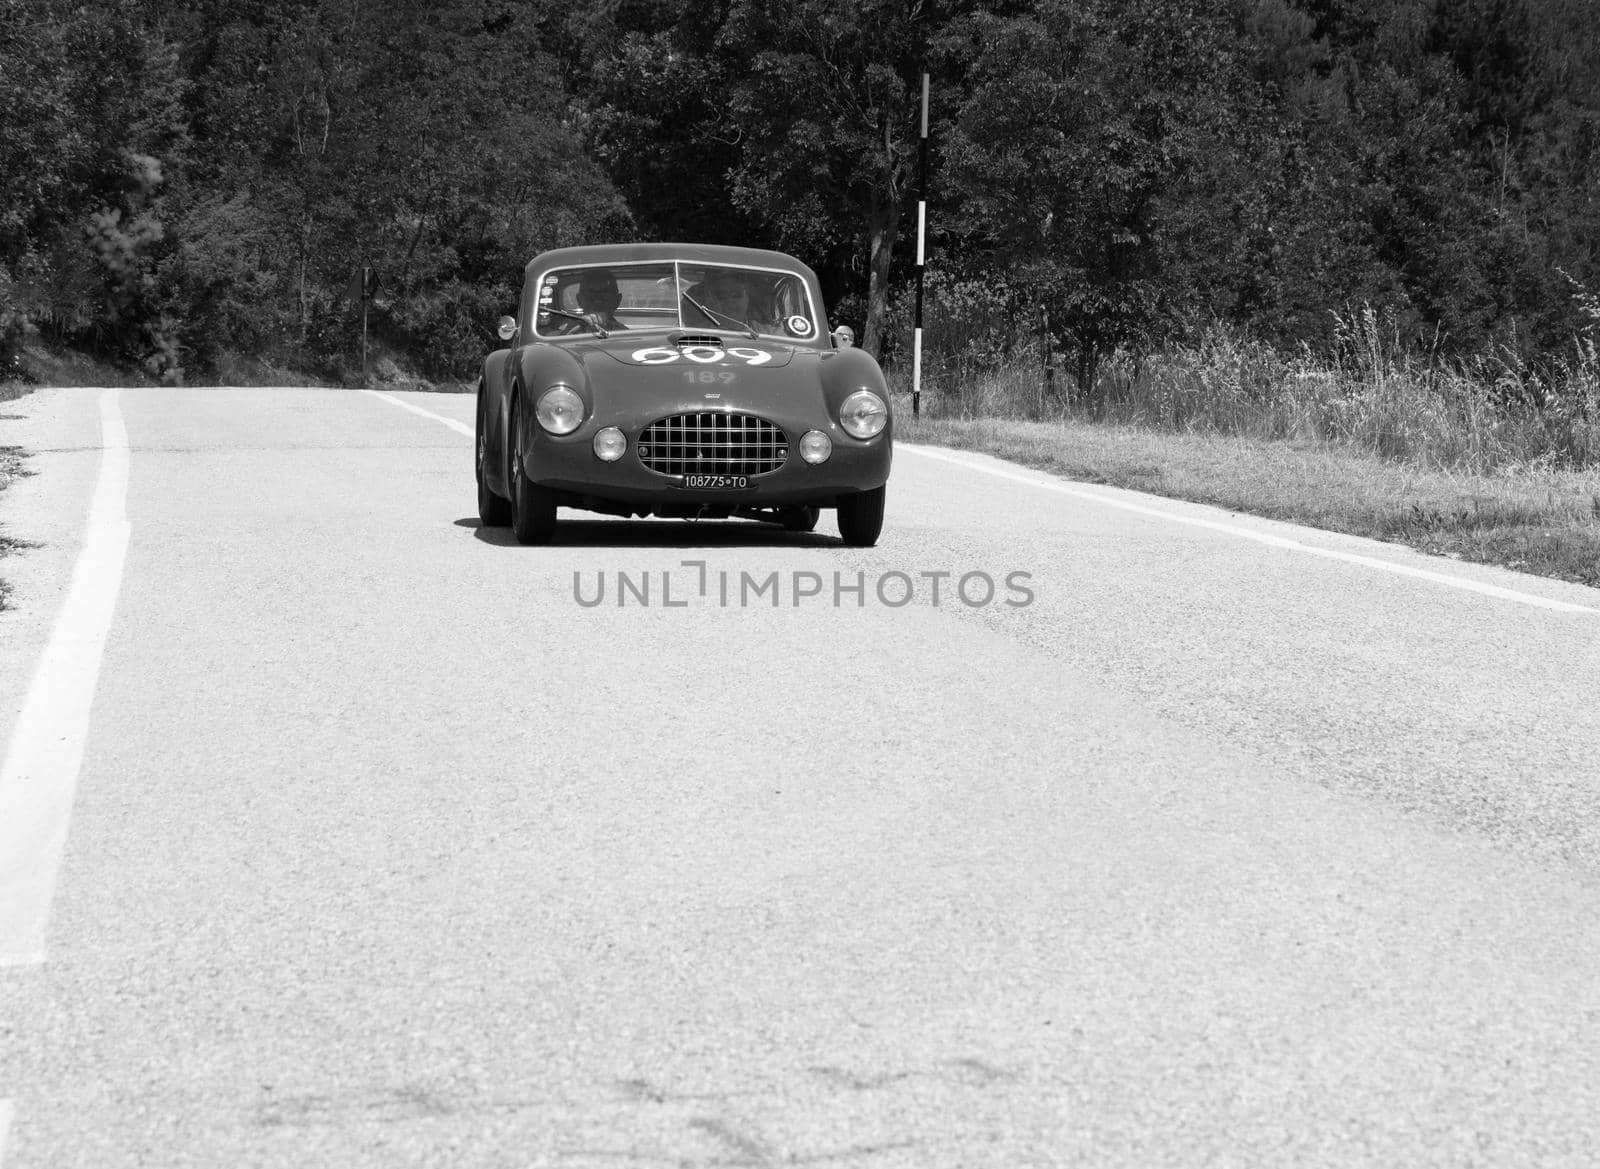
[475,243,892,545]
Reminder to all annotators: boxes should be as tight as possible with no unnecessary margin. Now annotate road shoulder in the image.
[0,389,108,765]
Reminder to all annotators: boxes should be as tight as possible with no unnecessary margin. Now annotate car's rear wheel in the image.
[476,388,512,527]
[509,395,558,545]
[781,505,821,533]
[836,485,885,547]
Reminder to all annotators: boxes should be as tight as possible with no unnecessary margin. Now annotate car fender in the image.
[818,347,894,431]
[482,347,514,396]
[513,344,589,409]
[510,344,589,478]
[479,348,516,492]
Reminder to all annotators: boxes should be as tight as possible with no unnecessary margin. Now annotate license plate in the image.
[678,474,752,490]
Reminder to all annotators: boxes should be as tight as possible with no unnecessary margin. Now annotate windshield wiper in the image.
[539,307,609,338]
[681,292,758,339]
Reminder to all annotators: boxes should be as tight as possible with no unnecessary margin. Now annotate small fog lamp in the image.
[799,430,832,465]
[593,427,626,461]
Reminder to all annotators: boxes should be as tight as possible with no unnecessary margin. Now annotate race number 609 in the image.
[631,346,773,366]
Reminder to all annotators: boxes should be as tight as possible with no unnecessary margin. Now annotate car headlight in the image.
[592,426,626,461]
[799,430,832,464]
[535,385,584,435]
[839,390,888,439]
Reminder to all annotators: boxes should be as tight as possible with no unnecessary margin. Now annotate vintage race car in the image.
[475,243,892,545]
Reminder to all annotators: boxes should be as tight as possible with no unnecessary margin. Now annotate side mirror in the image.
[497,315,517,342]
[831,326,855,349]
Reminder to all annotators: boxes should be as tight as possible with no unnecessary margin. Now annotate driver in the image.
[574,268,626,331]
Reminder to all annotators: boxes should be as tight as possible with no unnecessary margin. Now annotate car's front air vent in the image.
[672,334,724,348]
[638,413,789,476]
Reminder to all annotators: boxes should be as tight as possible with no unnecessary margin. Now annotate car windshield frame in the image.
[530,260,822,344]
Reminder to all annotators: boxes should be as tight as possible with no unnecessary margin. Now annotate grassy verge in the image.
[0,340,468,396]
[0,445,33,610]
[2,344,158,397]
[897,411,1600,587]
[0,351,48,608]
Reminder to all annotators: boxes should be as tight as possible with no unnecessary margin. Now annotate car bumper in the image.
[522,419,892,509]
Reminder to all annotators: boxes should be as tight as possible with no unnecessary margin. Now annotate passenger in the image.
[683,269,776,333]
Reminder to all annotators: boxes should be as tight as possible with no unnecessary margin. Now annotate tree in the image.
[1252,0,1555,355]
[714,0,937,356]
[944,0,1278,398]
[0,0,189,373]
[164,0,628,375]
[579,0,1015,358]
[580,29,766,246]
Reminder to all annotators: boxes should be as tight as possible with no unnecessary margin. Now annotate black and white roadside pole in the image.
[913,71,929,418]
[346,264,376,385]
[361,265,371,386]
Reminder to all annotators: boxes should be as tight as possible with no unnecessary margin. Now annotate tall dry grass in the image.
[890,308,1600,475]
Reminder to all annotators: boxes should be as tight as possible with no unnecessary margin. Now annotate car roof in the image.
[524,243,818,280]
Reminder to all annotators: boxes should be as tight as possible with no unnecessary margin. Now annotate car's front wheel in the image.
[476,388,512,527]
[836,485,885,547]
[509,396,558,545]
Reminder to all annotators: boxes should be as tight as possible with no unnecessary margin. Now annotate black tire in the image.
[508,396,558,545]
[781,505,821,533]
[476,389,512,527]
[836,485,885,547]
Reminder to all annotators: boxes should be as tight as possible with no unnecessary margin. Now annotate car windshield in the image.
[533,261,820,342]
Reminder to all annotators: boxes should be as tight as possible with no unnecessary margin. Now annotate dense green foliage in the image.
[2,0,626,379]
[2,0,1598,386]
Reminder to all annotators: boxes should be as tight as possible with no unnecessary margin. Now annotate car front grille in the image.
[638,413,789,476]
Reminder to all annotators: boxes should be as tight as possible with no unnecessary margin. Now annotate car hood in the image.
[566,338,829,421]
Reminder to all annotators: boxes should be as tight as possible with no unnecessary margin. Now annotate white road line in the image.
[0,390,131,965]
[901,442,1600,615]
[363,389,473,437]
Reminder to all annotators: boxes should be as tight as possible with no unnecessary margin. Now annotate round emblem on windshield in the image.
[786,315,813,337]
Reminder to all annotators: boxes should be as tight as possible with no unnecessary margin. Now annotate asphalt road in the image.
[1,386,1598,1168]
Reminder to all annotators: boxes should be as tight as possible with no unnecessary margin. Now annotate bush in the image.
[0,264,25,376]
[891,307,1600,473]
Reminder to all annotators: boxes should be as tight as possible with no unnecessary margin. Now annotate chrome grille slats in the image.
[638,412,788,477]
